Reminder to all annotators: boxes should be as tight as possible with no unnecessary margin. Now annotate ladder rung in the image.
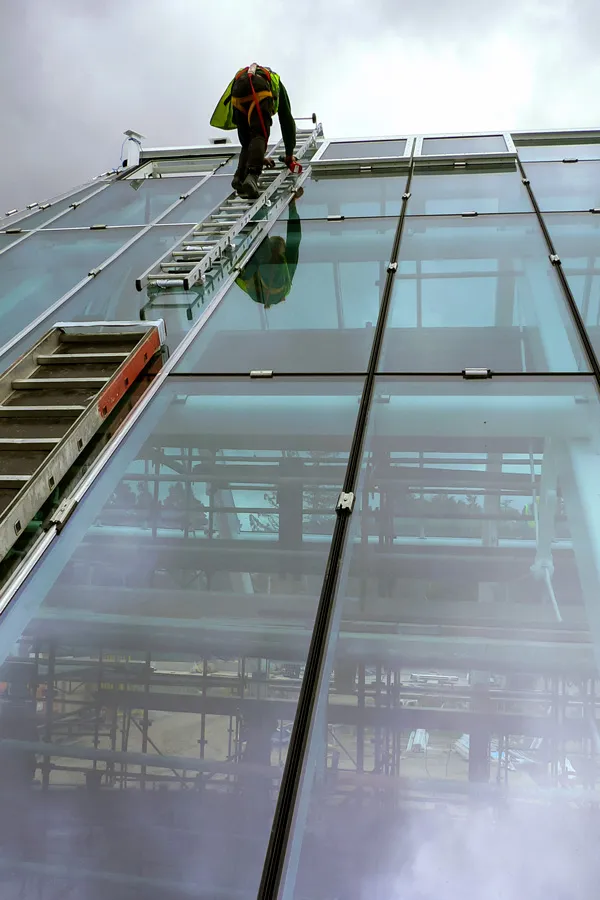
[37,352,129,365]
[148,278,185,287]
[0,474,30,487]
[0,406,86,417]
[12,377,109,390]
[0,438,61,450]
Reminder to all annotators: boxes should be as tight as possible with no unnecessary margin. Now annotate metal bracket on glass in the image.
[454,161,467,168]
[250,370,273,378]
[6,228,22,235]
[462,210,478,217]
[462,367,492,379]
[4,209,17,217]
[549,254,561,266]
[590,208,600,214]
[387,262,398,273]
[327,215,345,221]
[90,224,107,230]
[522,178,530,185]
[47,497,79,534]
[563,158,579,163]
[402,192,411,200]
[336,492,355,514]
[88,268,101,277]
[360,165,372,172]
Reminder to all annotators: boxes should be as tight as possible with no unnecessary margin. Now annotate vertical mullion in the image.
[256,163,415,900]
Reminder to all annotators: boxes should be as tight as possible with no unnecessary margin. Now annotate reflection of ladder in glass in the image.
[0,320,166,561]
[135,118,322,294]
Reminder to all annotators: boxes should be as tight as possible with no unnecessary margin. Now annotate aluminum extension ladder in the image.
[0,320,166,561]
[135,118,322,293]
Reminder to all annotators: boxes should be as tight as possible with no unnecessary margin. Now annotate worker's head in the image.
[268,235,287,264]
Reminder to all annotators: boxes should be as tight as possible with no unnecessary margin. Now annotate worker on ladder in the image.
[211,64,299,200]
[235,190,303,307]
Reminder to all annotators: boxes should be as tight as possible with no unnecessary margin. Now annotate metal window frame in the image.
[140,144,242,162]
[414,131,516,167]
[0,175,119,234]
[128,157,233,180]
[0,172,216,367]
[310,135,413,174]
[513,128,600,162]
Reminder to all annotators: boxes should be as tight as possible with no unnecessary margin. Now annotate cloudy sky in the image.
[1,0,598,211]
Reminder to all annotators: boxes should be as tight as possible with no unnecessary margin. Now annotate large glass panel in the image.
[380,215,588,373]
[281,375,600,900]
[518,141,600,162]
[407,165,532,214]
[546,212,600,360]
[276,173,408,219]
[42,178,198,228]
[422,135,507,155]
[160,175,233,224]
[176,215,396,374]
[0,226,189,371]
[0,229,136,353]
[321,140,407,160]
[525,161,600,211]
[1,185,101,231]
[0,375,362,899]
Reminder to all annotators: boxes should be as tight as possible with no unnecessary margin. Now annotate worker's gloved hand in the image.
[264,157,276,169]
[285,155,300,172]
[293,187,304,200]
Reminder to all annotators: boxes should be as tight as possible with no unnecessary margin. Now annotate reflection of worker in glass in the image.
[235,191,303,309]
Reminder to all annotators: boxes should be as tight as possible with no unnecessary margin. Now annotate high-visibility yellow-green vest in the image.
[235,259,291,307]
[210,67,281,131]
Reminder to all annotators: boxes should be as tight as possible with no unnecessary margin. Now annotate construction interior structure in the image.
[0,124,599,897]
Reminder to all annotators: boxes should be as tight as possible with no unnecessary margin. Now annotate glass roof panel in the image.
[42,178,199,228]
[0,226,189,371]
[176,213,396,374]
[0,375,363,899]
[0,229,138,354]
[280,374,600,899]
[422,135,507,155]
[381,215,588,373]
[407,165,531,215]
[321,139,407,160]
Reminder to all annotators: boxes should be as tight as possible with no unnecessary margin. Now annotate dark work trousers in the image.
[232,73,273,179]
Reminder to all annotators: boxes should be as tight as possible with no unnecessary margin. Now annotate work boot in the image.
[232,174,243,194]
[240,172,260,200]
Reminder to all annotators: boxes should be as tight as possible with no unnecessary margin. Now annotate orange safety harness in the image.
[231,65,272,142]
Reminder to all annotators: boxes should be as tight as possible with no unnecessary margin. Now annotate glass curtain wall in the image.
[0,135,600,899]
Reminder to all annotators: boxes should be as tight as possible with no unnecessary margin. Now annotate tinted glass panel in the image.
[176,215,395,374]
[43,178,198,228]
[160,175,233,224]
[0,226,188,371]
[1,185,101,231]
[0,375,362,899]
[0,229,135,354]
[518,142,600,162]
[321,140,407,160]
[546,213,600,360]
[380,215,588,373]
[525,161,600,211]
[407,166,532,214]
[276,174,408,219]
[282,375,600,900]
[422,135,507,155]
